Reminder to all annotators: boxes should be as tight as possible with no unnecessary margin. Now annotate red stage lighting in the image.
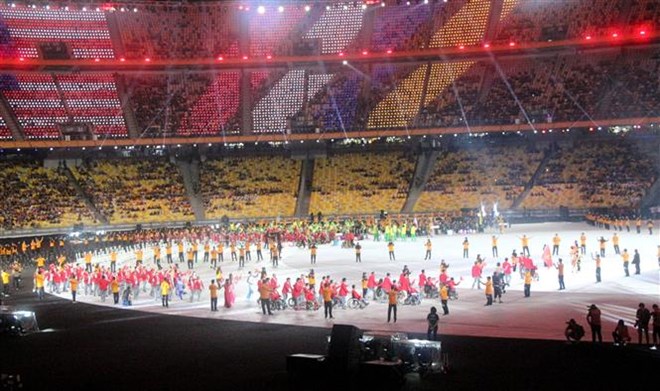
[266,55,272,60]
[611,32,619,38]
[639,30,646,36]
[94,58,100,62]
[338,52,345,57]
[458,45,465,50]
[242,55,248,60]
[386,49,392,54]
[119,57,126,62]
[217,56,224,61]
[483,43,490,48]
[585,35,592,40]
[18,57,25,61]
[145,58,151,62]
[508,42,516,47]
[362,50,368,55]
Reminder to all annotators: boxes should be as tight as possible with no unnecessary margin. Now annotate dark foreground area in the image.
[3,285,658,391]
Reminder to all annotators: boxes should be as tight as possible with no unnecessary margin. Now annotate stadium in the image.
[1,0,659,389]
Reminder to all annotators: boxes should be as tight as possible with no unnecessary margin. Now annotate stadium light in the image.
[386,49,392,54]
[94,58,100,62]
[611,32,619,38]
[217,56,224,61]
[381,2,385,6]
[278,6,284,12]
[119,57,126,62]
[338,52,345,56]
[257,5,265,14]
[133,8,138,12]
[362,50,368,55]
[120,7,125,12]
[19,57,25,61]
[509,42,516,47]
[326,5,330,10]
[585,35,592,40]
[266,55,272,60]
[145,57,151,62]
[304,5,310,12]
[45,5,49,9]
[483,43,490,48]
[458,45,465,50]
[342,60,348,65]
[10,3,15,8]
[242,55,248,60]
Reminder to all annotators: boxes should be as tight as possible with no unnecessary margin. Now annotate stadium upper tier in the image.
[0,0,658,141]
[0,135,657,231]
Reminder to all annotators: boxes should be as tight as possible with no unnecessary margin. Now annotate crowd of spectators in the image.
[0,161,96,230]
[115,3,240,60]
[310,151,415,215]
[126,73,241,137]
[199,156,301,219]
[71,159,194,224]
[494,0,628,44]
[415,144,542,212]
[522,140,657,209]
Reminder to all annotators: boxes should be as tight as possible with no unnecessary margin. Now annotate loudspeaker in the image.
[328,324,363,373]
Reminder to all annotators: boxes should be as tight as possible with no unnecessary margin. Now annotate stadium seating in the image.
[521,141,657,209]
[71,159,194,224]
[494,0,628,44]
[0,4,114,59]
[417,61,481,127]
[606,48,659,119]
[57,73,127,137]
[367,65,428,129]
[309,151,415,214]
[429,0,490,48]
[252,69,306,133]
[0,117,11,139]
[303,72,364,132]
[115,4,240,59]
[0,161,96,230]
[303,3,365,54]
[248,5,308,57]
[414,145,543,212]
[200,156,301,219]
[370,3,433,52]
[179,72,241,136]
[1,73,66,139]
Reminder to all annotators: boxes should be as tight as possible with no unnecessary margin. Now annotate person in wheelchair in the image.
[447,277,460,300]
[304,285,319,310]
[350,285,369,308]
[424,277,438,298]
[270,288,285,310]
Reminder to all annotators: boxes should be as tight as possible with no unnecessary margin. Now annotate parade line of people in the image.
[1,218,658,347]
